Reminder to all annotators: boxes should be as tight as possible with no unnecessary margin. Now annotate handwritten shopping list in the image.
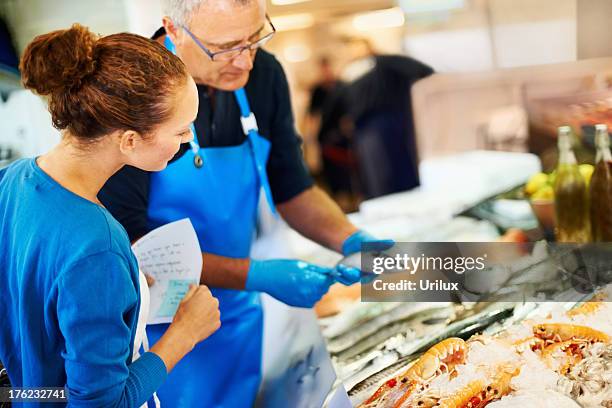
[132,219,202,325]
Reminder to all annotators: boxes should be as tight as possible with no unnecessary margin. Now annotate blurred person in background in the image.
[316,80,361,212]
[304,56,360,212]
[307,56,339,127]
[340,37,434,199]
[0,25,220,407]
[302,56,339,176]
[99,0,392,406]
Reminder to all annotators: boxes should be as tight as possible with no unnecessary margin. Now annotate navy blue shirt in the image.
[100,46,313,241]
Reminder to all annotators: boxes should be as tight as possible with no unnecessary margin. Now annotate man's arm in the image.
[277,186,358,253]
[199,252,249,289]
[197,186,358,290]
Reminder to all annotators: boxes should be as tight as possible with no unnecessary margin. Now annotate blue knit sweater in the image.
[0,159,167,407]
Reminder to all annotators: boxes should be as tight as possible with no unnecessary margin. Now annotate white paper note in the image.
[131,219,202,325]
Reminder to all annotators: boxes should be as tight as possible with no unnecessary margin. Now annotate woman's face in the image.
[130,76,199,172]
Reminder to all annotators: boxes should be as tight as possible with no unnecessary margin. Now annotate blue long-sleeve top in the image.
[0,158,167,407]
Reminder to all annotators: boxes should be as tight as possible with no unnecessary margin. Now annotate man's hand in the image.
[341,230,394,257]
[246,259,338,308]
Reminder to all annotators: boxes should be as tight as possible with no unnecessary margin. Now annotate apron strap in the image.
[164,36,276,215]
[234,88,277,215]
[234,88,258,135]
[164,35,176,53]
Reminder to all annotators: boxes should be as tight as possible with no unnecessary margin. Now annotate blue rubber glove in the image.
[330,264,362,286]
[341,230,395,257]
[246,259,336,308]
[338,230,394,284]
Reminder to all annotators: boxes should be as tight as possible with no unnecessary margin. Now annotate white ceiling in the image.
[268,0,397,23]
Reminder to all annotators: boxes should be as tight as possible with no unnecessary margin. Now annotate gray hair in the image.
[162,0,205,26]
[162,0,253,26]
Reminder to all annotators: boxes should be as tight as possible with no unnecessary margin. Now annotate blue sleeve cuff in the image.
[245,259,264,292]
[341,230,373,256]
[126,352,168,406]
[136,352,168,379]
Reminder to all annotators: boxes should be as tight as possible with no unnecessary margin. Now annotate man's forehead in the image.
[198,0,264,12]
[187,0,266,44]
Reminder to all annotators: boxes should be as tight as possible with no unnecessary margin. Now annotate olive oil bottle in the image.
[554,126,590,243]
[590,124,612,242]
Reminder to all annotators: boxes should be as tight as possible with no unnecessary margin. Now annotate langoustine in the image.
[530,323,609,376]
[361,338,467,407]
[541,340,589,375]
[510,336,546,354]
[413,364,520,408]
[533,323,610,344]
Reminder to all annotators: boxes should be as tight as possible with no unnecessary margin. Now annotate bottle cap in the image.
[595,124,610,148]
[558,126,573,149]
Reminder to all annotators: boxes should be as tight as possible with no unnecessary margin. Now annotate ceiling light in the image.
[271,0,311,5]
[399,0,465,14]
[272,13,314,31]
[352,7,406,31]
[283,44,311,63]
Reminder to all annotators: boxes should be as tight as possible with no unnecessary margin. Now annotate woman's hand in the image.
[171,284,221,347]
[150,284,220,371]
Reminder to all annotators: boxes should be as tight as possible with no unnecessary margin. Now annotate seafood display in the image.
[310,209,611,407]
[323,301,517,393]
[361,338,468,407]
[337,287,612,408]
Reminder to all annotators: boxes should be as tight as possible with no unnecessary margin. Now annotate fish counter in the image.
[320,291,612,408]
[308,210,612,407]
[253,151,610,408]
[311,230,612,408]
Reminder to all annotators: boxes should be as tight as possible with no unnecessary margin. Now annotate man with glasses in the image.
[100,0,391,406]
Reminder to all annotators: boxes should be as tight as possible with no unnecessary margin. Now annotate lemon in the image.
[532,185,554,201]
[525,173,549,195]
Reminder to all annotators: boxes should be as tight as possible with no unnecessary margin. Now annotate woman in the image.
[0,24,220,407]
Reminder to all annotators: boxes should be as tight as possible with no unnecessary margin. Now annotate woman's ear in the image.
[117,130,142,155]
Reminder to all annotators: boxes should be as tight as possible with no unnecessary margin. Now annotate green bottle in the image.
[589,124,612,242]
[554,126,590,243]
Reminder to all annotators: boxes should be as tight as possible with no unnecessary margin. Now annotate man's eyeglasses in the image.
[181,15,276,62]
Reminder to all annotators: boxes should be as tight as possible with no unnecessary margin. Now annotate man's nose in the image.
[232,49,254,71]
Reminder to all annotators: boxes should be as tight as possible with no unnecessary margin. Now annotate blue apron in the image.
[145,37,276,408]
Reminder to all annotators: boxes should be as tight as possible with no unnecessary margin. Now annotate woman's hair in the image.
[20,24,189,142]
